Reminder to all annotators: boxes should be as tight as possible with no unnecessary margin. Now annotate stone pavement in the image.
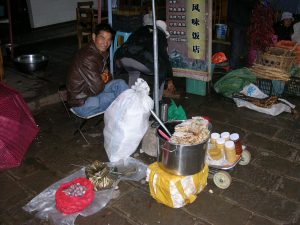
[1,33,300,225]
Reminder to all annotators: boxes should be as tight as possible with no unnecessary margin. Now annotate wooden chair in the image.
[77,1,93,9]
[76,7,96,49]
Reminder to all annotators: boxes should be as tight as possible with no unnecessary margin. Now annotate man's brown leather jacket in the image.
[66,42,109,107]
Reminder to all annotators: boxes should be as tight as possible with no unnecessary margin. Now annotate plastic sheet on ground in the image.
[23,157,147,225]
[233,83,295,116]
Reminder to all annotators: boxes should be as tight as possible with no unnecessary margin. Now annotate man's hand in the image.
[101,70,110,84]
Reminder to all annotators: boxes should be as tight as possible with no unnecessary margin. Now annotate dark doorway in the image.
[0,0,31,41]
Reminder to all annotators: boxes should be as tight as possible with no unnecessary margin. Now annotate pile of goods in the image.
[232,93,279,108]
[55,161,119,214]
[170,118,210,145]
[55,177,94,215]
[85,160,117,191]
[62,182,87,197]
[275,40,300,66]
[207,132,242,165]
[250,47,296,81]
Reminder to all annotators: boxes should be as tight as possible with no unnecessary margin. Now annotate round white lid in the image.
[211,132,220,139]
[221,132,230,139]
[216,137,225,145]
[225,140,235,148]
[230,133,239,141]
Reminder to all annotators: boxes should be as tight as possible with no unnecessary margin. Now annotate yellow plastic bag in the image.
[146,162,208,208]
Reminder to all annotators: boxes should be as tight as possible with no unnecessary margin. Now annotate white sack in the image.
[104,78,154,162]
[233,83,295,116]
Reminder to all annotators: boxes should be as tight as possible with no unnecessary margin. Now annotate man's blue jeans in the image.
[72,79,128,117]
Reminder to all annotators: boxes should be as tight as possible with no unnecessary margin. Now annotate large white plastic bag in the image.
[233,83,295,116]
[104,78,154,162]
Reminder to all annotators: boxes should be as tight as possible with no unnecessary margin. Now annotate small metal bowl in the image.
[14,54,49,74]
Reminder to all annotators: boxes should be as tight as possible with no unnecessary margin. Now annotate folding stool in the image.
[58,85,104,144]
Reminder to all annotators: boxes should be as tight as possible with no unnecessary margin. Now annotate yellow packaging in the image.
[146,162,208,208]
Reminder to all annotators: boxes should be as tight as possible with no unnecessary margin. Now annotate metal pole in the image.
[97,0,101,23]
[151,0,159,116]
[6,0,13,58]
[108,0,114,76]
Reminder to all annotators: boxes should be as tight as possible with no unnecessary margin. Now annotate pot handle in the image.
[161,145,178,153]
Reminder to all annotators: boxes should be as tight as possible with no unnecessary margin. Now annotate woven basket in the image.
[256,47,296,71]
[249,63,291,81]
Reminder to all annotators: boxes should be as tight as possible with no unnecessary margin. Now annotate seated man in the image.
[66,23,128,117]
[114,20,178,99]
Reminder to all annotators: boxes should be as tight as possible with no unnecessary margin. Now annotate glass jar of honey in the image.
[225,140,236,163]
[216,138,225,151]
[230,133,242,155]
[210,132,220,145]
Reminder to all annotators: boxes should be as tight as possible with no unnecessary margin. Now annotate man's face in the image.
[92,31,112,53]
[283,19,293,27]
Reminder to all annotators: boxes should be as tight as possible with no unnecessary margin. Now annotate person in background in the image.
[227,0,256,70]
[114,20,179,99]
[66,23,128,117]
[292,21,300,43]
[274,12,294,41]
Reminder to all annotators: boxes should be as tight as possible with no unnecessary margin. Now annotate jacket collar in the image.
[90,41,109,59]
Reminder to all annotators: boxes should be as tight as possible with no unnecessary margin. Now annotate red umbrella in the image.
[0,82,39,170]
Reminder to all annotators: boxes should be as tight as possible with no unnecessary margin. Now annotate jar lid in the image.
[230,133,239,141]
[216,137,225,145]
[221,132,230,139]
[225,140,235,148]
[211,132,220,139]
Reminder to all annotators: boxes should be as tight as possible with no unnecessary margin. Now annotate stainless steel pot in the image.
[13,54,48,74]
[157,120,211,176]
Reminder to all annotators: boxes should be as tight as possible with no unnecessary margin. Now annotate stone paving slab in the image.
[246,133,298,160]
[184,188,252,225]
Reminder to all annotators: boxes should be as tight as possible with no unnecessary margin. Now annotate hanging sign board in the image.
[167,0,212,81]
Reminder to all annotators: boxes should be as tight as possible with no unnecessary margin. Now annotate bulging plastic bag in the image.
[168,99,187,121]
[104,78,154,162]
[146,162,208,208]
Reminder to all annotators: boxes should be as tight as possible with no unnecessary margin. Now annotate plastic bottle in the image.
[216,137,225,151]
[225,140,236,163]
[230,133,242,155]
[210,133,220,145]
[209,136,224,160]
[221,132,230,141]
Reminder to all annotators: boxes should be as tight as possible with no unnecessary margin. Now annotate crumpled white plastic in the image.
[23,157,147,225]
[131,78,151,95]
[233,83,295,116]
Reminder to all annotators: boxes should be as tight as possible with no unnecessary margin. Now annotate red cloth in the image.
[0,82,39,170]
[212,52,228,64]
